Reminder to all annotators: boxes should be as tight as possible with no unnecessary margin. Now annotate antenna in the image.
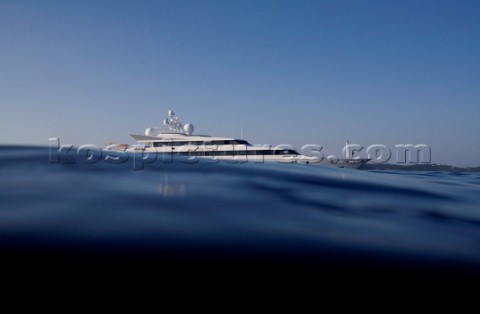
[162,108,193,135]
[240,122,243,140]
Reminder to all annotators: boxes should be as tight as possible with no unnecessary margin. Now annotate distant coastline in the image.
[362,163,480,172]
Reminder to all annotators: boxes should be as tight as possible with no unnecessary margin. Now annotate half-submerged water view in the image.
[3,1,480,282]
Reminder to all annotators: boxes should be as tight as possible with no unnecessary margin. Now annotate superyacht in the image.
[106,110,369,168]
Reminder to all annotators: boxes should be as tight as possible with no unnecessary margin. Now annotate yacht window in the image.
[246,150,267,155]
[233,140,250,145]
[210,140,226,145]
[274,149,298,155]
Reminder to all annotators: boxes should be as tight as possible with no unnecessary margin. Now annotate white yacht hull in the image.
[117,147,369,169]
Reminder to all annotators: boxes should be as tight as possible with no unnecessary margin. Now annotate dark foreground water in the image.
[1,145,480,278]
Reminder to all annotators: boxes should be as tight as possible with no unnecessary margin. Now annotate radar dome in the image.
[168,110,175,117]
[183,123,194,135]
[145,127,157,137]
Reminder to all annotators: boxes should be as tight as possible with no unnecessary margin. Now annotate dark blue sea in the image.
[2,145,480,279]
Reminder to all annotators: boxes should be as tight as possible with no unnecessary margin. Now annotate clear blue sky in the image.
[1,0,479,166]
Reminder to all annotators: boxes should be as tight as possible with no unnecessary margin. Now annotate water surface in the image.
[1,145,480,276]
